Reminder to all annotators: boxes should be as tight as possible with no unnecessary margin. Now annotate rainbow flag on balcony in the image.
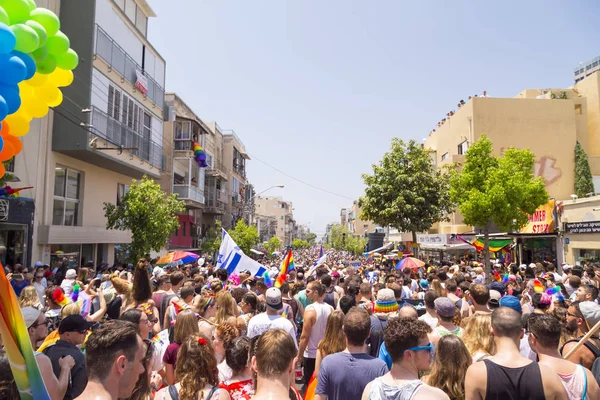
[193,141,208,168]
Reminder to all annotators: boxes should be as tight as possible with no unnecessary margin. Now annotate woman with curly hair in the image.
[214,322,240,382]
[422,335,472,400]
[163,309,200,385]
[218,336,253,399]
[462,313,495,362]
[156,334,229,400]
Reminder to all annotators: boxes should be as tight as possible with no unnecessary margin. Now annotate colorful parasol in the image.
[395,257,425,271]
[156,251,200,266]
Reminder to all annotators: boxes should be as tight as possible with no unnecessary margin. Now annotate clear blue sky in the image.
[147,0,599,235]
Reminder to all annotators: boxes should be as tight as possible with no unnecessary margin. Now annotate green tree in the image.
[326,224,367,255]
[292,239,310,249]
[450,134,549,274]
[575,141,595,198]
[104,175,185,262]
[228,219,260,255]
[201,220,222,255]
[359,138,454,243]
[264,236,282,255]
[306,232,317,246]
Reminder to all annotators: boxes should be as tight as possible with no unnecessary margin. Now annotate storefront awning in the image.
[420,243,474,251]
[250,249,264,255]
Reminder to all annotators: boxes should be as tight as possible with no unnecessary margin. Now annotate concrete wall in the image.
[255,196,293,244]
[561,196,600,265]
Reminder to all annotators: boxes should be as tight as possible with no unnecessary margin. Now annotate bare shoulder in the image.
[361,382,373,400]
[538,364,567,399]
[415,385,450,400]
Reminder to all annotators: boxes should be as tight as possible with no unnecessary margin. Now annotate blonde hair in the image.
[214,291,235,324]
[19,286,41,308]
[174,309,200,344]
[61,302,81,318]
[462,313,495,358]
[431,279,445,298]
[317,310,346,358]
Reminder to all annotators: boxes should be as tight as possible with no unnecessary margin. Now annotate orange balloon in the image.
[5,136,22,155]
[0,121,8,136]
[0,163,5,179]
[0,141,15,162]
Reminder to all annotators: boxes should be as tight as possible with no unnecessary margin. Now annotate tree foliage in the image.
[359,138,453,241]
[104,176,185,262]
[306,232,317,246]
[292,238,310,249]
[575,141,595,198]
[450,134,549,271]
[264,236,282,255]
[326,224,367,255]
[201,220,222,254]
[228,219,259,255]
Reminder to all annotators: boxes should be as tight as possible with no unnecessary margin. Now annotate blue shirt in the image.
[378,342,393,369]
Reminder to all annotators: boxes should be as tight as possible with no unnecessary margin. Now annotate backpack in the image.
[561,338,600,386]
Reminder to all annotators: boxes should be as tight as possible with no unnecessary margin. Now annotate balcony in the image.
[173,184,205,209]
[91,107,163,169]
[94,25,164,108]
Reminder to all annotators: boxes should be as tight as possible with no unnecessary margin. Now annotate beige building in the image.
[561,195,600,265]
[349,201,378,238]
[255,196,295,246]
[222,130,251,229]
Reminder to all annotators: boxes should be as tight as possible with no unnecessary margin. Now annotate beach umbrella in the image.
[156,251,200,266]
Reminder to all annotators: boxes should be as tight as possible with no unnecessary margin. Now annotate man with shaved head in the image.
[465,307,567,399]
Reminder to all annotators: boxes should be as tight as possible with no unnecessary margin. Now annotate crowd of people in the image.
[428,90,490,136]
[2,252,600,399]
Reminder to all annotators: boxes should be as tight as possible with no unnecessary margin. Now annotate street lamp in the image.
[254,184,285,198]
[251,184,285,228]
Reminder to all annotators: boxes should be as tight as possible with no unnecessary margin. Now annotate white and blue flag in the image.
[313,252,328,267]
[216,229,266,276]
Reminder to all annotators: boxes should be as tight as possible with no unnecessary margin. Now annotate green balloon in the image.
[0,6,9,26]
[29,8,59,36]
[11,23,39,53]
[55,47,78,71]
[24,0,36,12]
[25,20,47,47]
[46,30,69,56]
[31,43,47,61]
[3,0,30,25]
[36,53,56,74]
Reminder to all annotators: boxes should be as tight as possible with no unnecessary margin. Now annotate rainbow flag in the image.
[192,141,208,168]
[275,250,294,288]
[0,263,51,399]
[452,234,512,253]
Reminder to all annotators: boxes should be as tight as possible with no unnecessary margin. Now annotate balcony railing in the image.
[91,106,163,168]
[173,185,205,204]
[95,25,164,108]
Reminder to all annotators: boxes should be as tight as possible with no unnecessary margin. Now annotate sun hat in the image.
[65,269,77,279]
[374,289,399,314]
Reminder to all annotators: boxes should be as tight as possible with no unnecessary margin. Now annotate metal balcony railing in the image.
[91,106,163,168]
[95,25,164,108]
[173,185,205,204]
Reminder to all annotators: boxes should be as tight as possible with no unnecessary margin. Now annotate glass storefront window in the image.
[576,249,600,265]
[0,224,27,267]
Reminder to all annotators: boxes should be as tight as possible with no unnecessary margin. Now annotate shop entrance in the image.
[0,223,27,267]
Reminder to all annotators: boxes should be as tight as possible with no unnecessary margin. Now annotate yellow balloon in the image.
[48,68,74,87]
[26,72,49,87]
[23,98,49,118]
[18,81,34,98]
[36,85,61,106]
[47,89,63,107]
[5,113,31,137]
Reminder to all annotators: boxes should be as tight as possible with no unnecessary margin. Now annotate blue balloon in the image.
[0,135,4,154]
[0,95,7,121]
[0,83,20,114]
[11,50,35,79]
[0,23,15,54]
[0,53,26,85]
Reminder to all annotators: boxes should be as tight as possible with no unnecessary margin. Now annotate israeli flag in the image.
[313,252,328,267]
[217,229,266,277]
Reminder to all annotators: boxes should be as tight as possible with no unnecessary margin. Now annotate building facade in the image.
[10,0,166,267]
[254,196,295,246]
[222,130,251,229]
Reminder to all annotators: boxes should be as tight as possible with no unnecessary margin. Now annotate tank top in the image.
[483,359,545,400]
[434,325,463,338]
[324,287,336,308]
[367,377,423,400]
[557,364,587,400]
[304,302,332,358]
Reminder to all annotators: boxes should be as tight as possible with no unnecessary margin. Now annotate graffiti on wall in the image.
[534,156,561,186]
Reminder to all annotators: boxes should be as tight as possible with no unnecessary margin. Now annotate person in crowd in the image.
[462,313,495,362]
[423,335,471,400]
[532,292,552,314]
[237,292,258,335]
[10,269,30,297]
[322,274,340,309]
[164,309,200,385]
[76,320,147,400]
[120,308,152,340]
[430,297,463,347]
[464,307,567,400]
[45,286,63,333]
[22,306,75,400]
[281,282,301,324]
[561,301,600,372]
[297,281,333,388]
[33,269,47,307]
[339,294,356,314]
[44,314,94,400]
[363,317,448,400]
[574,284,599,303]
[369,288,398,357]
[446,279,470,318]
[60,269,77,297]
[247,287,297,345]
[430,279,445,298]
[461,283,491,327]
[195,294,218,338]
[127,338,157,400]
[214,290,238,325]
[219,336,254,399]
[162,271,185,329]
[418,290,439,330]
[528,313,599,399]
[0,350,19,398]
[315,307,388,400]
[152,274,171,312]
[314,310,346,378]
[19,285,43,310]
[251,329,299,400]
[214,322,241,381]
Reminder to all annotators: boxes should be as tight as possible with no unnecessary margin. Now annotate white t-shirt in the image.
[247,313,298,348]
[418,312,438,330]
[401,286,413,299]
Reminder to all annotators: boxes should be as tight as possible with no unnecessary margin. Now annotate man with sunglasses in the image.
[44,314,95,400]
[23,306,75,400]
[561,301,600,372]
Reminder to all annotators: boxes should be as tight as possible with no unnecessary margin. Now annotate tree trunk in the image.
[412,231,418,258]
[484,224,491,283]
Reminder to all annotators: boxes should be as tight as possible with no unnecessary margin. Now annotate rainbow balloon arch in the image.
[0,0,78,180]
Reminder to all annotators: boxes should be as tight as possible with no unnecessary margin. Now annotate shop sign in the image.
[520,200,555,233]
[564,221,600,234]
[416,234,447,245]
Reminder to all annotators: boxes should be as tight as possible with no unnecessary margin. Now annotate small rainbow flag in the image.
[275,250,294,288]
[173,302,188,315]
[533,279,544,293]
[0,263,51,399]
[192,141,208,168]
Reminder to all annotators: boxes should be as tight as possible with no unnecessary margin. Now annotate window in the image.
[441,152,449,161]
[135,8,148,36]
[117,183,130,205]
[232,177,240,200]
[458,141,468,155]
[575,104,583,115]
[108,85,122,120]
[53,167,81,226]
[115,0,125,11]
[175,120,191,140]
[125,0,136,22]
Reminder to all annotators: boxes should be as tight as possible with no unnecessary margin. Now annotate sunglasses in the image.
[407,342,434,354]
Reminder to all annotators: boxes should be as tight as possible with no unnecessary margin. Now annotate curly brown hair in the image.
[175,334,218,400]
[384,317,432,363]
[216,322,240,350]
